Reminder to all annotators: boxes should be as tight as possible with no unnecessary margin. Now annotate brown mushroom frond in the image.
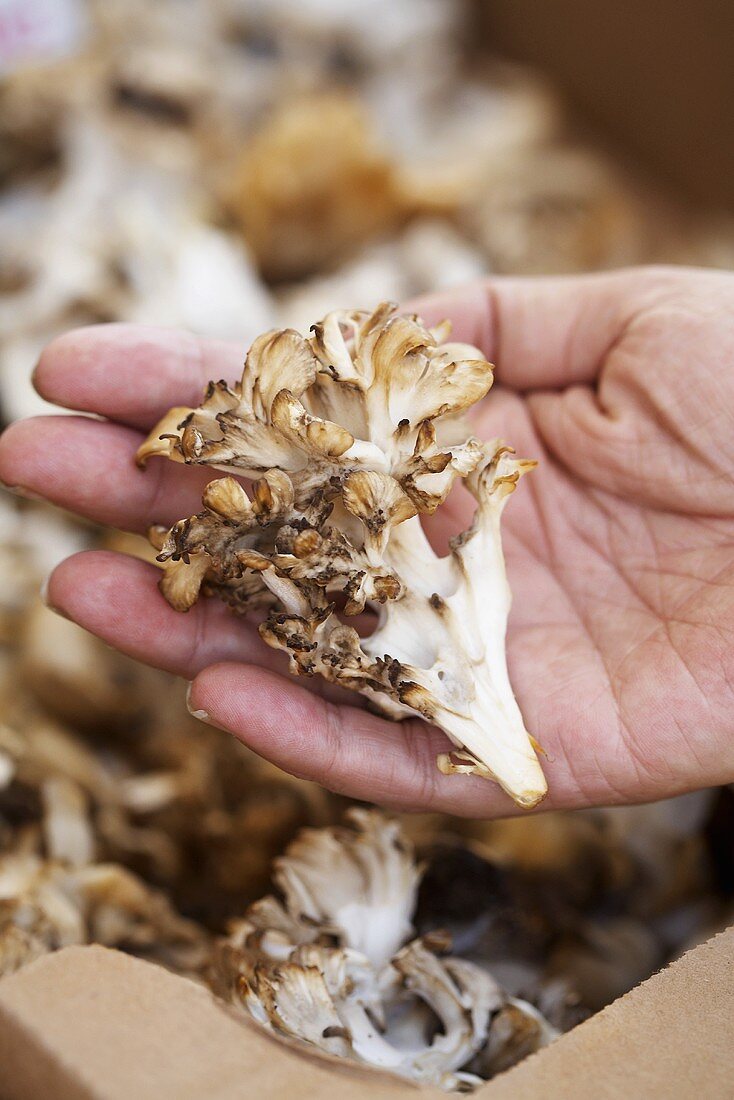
[137,304,546,808]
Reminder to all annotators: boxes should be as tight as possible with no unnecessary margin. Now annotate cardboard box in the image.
[478,0,734,210]
[0,930,732,1098]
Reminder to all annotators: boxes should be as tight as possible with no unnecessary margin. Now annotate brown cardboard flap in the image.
[0,930,732,1100]
[0,945,431,1100]
[479,0,734,209]
[482,924,734,1099]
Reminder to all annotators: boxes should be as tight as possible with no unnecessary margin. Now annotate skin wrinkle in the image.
[572,290,633,411]
[628,510,664,614]
[549,492,631,713]
[641,554,715,625]
[522,459,554,565]
[597,498,733,689]
[592,565,732,725]
[661,615,722,711]
[559,709,625,805]
[610,353,723,485]
[396,719,444,812]
[528,367,734,517]
[586,325,635,415]
[617,677,696,792]
[303,698,343,789]
[590,490,730,591]
[598,502,665,624]
[571,496,727,769]
[614,605,725,784]
[576,282,635,387]
[557,302,578,389]
[640,297,734,413]
[649,562,734,603]
[606,729,666,801]
[318,696,375,798]
[603,304,734,491]
[669,711,709,777]
[696,353,734,452]
[526,393,629,503]
[614,691,671,795]
[502,522,549,569]
[527,274,648,397]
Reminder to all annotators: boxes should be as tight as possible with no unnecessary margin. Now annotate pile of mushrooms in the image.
[3,0,733,422]
[0,496,731,1086]
[2,4,734,1089]
[0,792,208,979]
[0,497,336,961]
[213,808,557,1090]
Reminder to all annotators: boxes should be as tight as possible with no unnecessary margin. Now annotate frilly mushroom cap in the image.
[225,93,404,282]
[272,808,421,969]
[138,302,547,808]
[215,809,557,1091]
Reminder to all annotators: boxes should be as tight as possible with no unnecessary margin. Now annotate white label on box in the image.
[0,0,87,75]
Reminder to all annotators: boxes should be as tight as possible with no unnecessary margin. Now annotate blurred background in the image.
[3,0,734,423]
[0,0,732,1028]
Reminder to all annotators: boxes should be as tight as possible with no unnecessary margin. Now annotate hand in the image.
[1,266,732,817]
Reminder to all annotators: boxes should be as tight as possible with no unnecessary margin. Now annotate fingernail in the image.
[39,572,71,620]
[186,681,210,723]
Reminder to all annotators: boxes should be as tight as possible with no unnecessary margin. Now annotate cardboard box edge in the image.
[0,928,732,1099]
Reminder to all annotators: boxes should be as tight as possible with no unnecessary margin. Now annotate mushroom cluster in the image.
[0,496,337,959]
[1,500,732,1090]
[0,729,208,979]
[213,809,557,1091]
[4,1,734,426]
[139,303,546,808]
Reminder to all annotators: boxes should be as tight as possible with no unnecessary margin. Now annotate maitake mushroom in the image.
[0,753,209,979]
[213,809,557,1091]
[225,93,406,282]
[139,303,546,807]
[139,301,545,809]
[0,494,336,935]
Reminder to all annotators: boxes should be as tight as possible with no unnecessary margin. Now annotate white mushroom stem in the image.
[363,463,546,808]
[141,304,547,807]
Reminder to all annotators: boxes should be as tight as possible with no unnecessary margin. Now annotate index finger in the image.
[32,270,672,432]
[32,323,245,431]
[404,267,684,391]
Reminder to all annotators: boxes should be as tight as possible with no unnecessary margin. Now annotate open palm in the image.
[1,266,732,816]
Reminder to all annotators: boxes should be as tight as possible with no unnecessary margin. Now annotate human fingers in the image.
[0,416,218,532]
[33,323,243,431]
[45,551,277,679]
[187,661,521,815]
[404,266,688,391]
[46,550,370,707]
